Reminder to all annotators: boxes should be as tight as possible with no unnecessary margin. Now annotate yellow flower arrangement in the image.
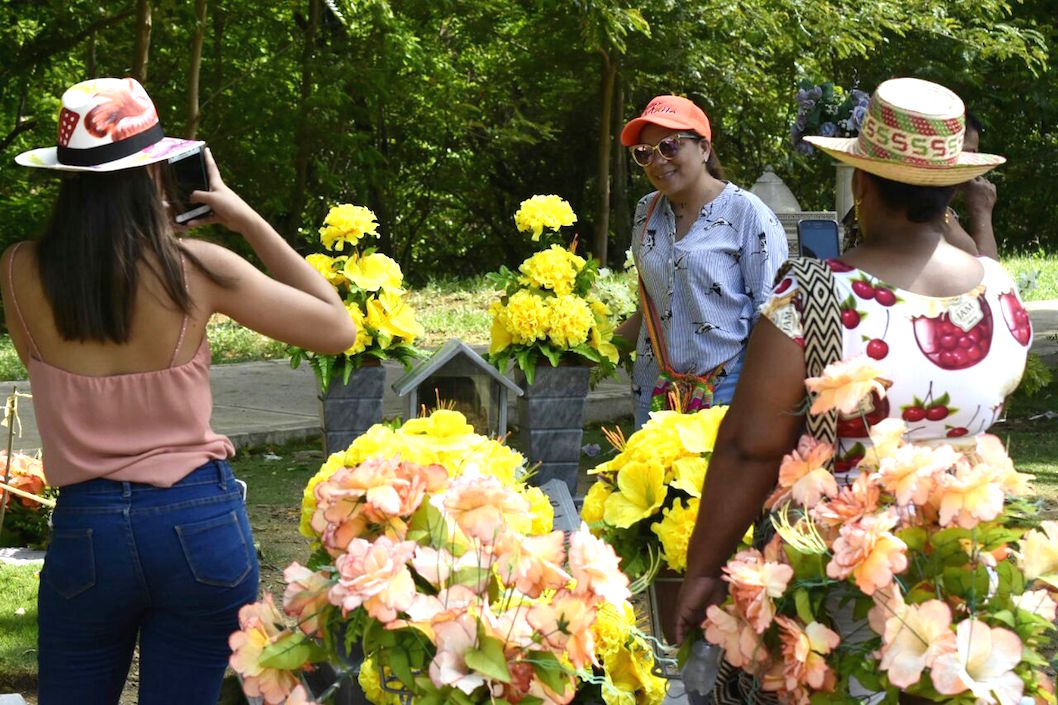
[583,406,727,579]
[289,203,423,392]
[514,194,578,241]
[487,196,620,384]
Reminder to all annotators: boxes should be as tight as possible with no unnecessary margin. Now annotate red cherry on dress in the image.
[902,407,927,422]
[866,339,889,360]
[925,405,949,421]
[841,309,860,329]
[874,288,897,307]
[852,280,875,299]
[946,427,969,438]
[774,277,793,295]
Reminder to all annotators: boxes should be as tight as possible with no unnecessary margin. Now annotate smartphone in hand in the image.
[168,145,212,224]
[797,219,841,260]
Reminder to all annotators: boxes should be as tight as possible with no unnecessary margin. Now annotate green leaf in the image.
[897,526,928,553]
[259,632,319,670]
[383,646,415,688]
[795,588,815,624]
[529,651,570,696]
[463,634,512,683]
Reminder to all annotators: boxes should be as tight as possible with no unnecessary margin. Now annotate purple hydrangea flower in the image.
[819,121,838,137]
[795,141,815,156]
[849,105,868,133]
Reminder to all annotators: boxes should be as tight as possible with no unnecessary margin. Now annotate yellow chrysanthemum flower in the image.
[547,294,594,348]
[488,300,513,355]
[318,203,379,251]
[502,289,550,344]
[357,657,402,705]
[343,251,404,293]
[344,303,372,356]
[651,497,700,572]
[580,480,613,524]
[603,459,667,528]
[519,245,585,296]
[365,289,424,347]
[592,600,638,659]
[514,194,578,241]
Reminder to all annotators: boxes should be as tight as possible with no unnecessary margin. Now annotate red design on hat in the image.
[57,108,79,148]
[85,80,159,143]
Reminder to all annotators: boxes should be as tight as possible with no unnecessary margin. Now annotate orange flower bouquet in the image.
[700,355,1056,705]
[228,410,659,705]
[0,450,55,549]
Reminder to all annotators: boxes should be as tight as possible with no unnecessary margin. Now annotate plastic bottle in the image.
[681,641,721,697]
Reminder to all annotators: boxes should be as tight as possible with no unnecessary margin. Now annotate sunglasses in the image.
[630,133,703,167]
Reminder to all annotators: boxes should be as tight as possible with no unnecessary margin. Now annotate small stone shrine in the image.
[391,338,522,436]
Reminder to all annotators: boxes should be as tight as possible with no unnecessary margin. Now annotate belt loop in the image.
[216,460,227,490]
[122,481,131,499]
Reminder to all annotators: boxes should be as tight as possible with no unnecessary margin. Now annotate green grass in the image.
[1002,252,1058,301]
[404,275,494,349]
[0,564,40,692]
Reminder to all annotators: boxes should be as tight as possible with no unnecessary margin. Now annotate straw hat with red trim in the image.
[804,78,1004,187]
[15,77,202,173]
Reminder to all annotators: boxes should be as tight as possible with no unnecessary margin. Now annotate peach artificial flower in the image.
[765,434,836,509]
[410,545,455,589]
[804,355,888,416]
[825,511,907,595]
[282,563,333,638]
[935,459,1006,529]
[867,582,908,636]
[567,522,631,605]
[703,604,770,672]
[976,434,1033,496]
[864,418,908,468]
[811,473,881,529]
[723,548,794,633]
[228,595,302,705]
[526,589,599,669]
[1011,589,1058,621]
[329,535,417,622]
[775,616,839,704]
[285,685,320,705]
[429,612,488,695]
[878,599,956,688]
[1018,521,1058,582]
[877,442,961,507]
[439,473,529,544]
[388,584,479,641]
[930,619,1024,705]
[494,530,571,599]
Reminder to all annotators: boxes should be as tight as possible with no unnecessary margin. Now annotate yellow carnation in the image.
[318,203,379,251]
[305,253,347,288]
[519,245,585,296]
[343,251,404,292]
[344,302,372,355]
[521,484,555,535]
[514,194,578,241]
[365,289,424,346]
[357,657,402,705]
[581,480,613,525]
[651,497,700,572]
[502,289,550,344]
[488,300,513,354]
[547,294,594,348]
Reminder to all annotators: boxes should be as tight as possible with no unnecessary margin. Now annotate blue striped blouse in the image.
[631,183,789,397]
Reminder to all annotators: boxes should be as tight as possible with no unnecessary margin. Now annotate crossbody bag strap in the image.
[637,193,671,372]
[782,258,843,448]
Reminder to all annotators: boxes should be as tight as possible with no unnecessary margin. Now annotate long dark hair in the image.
[704,143,726,181]
[37,166,222,343]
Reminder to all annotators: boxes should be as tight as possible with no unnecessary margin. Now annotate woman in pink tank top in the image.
[2,78,356,705]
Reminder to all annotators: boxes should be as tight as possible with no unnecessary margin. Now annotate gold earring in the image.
[944,209,951,225]
[854,198,863,222]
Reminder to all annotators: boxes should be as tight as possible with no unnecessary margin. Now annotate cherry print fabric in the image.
[762,256,1031,471]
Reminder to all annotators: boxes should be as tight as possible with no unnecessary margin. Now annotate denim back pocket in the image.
[175,510,253,588]
[43,528,96,599]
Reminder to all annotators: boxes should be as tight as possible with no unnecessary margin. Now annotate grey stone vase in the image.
[319,364,386,456]
[515,364,590,497]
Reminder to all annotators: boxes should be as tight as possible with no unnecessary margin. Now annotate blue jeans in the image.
[633,354,745,430]
[37,459,259,705]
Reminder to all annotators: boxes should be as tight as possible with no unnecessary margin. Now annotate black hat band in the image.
[56,123,164,167]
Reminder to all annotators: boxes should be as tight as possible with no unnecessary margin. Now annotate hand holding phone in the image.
[168,145,212,224]
[797,219,841,260]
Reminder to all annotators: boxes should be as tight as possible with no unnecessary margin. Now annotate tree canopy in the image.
[1,0,1053,281]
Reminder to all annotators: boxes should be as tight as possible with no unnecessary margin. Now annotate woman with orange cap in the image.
[617,95,789,429]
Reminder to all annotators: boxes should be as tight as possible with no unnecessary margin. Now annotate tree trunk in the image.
[132,0,152,83]
[612,76,631,265]
[593,50,616,265]
[285,0,320,240]
[212,0,225,97]
[186,0,208,138]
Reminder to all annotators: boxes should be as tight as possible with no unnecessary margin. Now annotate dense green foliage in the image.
[0,0,1053,290]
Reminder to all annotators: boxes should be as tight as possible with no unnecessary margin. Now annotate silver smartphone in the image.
[169,146,212,224]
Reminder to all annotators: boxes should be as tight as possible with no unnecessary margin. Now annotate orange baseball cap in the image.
[620,95,712,146]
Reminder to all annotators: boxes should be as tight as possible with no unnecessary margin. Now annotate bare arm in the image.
[962,176,998,259]
[184,149,356,354]
[674,319,807,641]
